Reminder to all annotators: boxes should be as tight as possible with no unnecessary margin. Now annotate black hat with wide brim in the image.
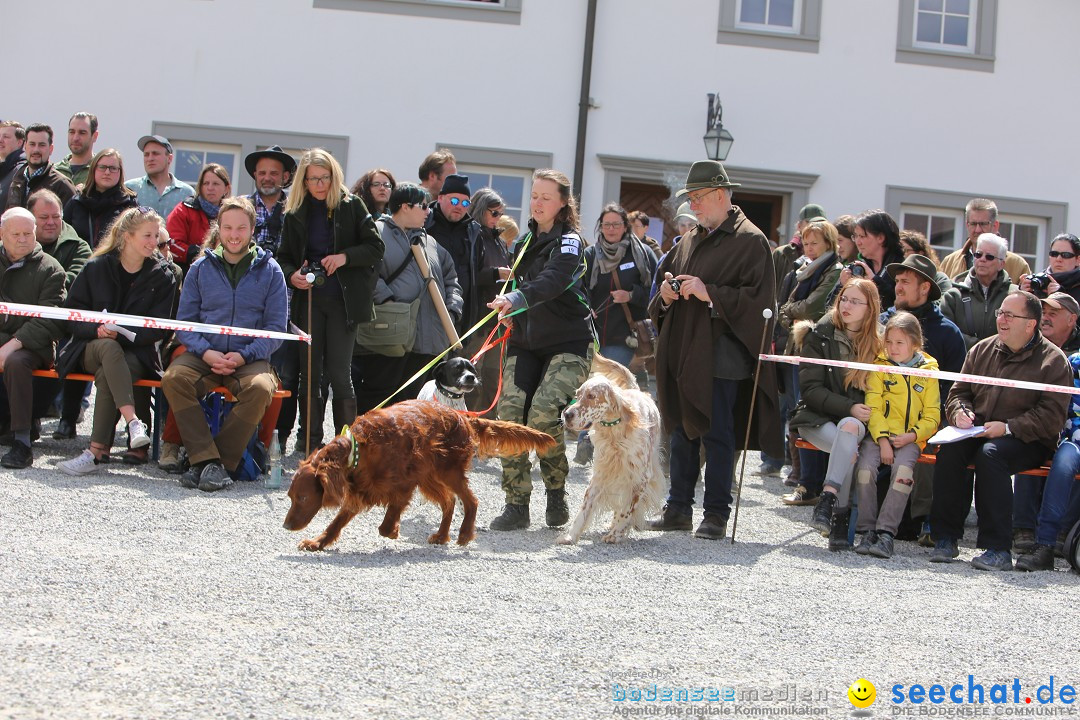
[886,254,942,302]
[244,146,297,187]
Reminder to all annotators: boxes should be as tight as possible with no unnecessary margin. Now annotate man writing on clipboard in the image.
[928,290,1071,571]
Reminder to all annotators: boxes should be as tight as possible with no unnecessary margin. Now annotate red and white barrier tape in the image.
[761,353,1078,396]
[0,301,310,344]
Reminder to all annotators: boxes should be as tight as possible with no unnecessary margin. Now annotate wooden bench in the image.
[793,438,1053,477]
[27,368,291,460]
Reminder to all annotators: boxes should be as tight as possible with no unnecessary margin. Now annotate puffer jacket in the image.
[789,314,867,430]
[370,218,463,355]
[940,268,1016,350]
[165,196,213,267]
[865,351,941,449]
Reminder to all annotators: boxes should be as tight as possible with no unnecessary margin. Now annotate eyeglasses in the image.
[488,208,503,218]
[405,202,426,210]
[995,310,1033,321]
[967,220,994,229]
[839,295,867,306]
[973,251,1000,261]
[601,222,624,230]
[368,181,392,189]
[687,189,718,204]
[1049,250,1077,259]
[448,198,471,208]
[97,165,121,174]
[306,174,332,186]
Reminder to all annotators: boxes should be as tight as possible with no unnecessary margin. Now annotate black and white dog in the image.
[417,357,481,411]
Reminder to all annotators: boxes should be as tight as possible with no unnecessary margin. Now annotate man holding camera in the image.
[646,160,782,540]
[941,233,1017,350]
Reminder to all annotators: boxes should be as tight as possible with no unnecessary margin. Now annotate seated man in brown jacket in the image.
[929,290,1072,571]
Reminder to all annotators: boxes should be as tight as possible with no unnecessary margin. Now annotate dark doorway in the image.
[735,191,785,246]
[619,181,678,249]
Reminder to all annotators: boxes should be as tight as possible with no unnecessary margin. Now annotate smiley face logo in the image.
[848,679,876,709]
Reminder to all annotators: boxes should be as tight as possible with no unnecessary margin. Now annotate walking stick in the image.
[305,287,313,458]
[730,307,773,544]
[410,238,461,350]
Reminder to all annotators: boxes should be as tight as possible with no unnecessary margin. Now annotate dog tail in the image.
[467,418,557,458]
[592,352,638,390]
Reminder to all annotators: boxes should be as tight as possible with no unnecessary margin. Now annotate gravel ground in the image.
[1,399,1078,720]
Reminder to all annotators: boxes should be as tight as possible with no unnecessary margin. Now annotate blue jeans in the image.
[1036,441,1080,546]
[598,343,634,369]
[667,378,738,520]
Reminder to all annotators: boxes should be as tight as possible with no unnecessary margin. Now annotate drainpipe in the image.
[573,0,598,198]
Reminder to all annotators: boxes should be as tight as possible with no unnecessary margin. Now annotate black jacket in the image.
[64,186,139,248]
[0,148,24,205]
[584,236,656,347]
[4,161,76,211]
[506,221,592,354]
[426,204,486,331]
[56,252,179,379]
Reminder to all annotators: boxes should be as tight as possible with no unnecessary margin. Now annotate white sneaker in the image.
[128,418,151,449]
[59,449,103,476]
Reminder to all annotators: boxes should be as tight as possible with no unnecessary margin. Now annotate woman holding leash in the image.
[486,169,592,531]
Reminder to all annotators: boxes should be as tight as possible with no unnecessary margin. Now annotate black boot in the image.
[1016,544,1055,571]
[828,508,851,551]
[646,505,693,531]
[810,492,837,535]
[546,490,569,527]
[490,503,530,531]
[305,397,326,454]
[332,397,358,434]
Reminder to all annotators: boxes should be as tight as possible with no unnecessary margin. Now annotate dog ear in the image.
[617,388,644,430]
[314,437,352,507]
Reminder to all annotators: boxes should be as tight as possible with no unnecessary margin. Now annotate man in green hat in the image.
[646,160,782,540]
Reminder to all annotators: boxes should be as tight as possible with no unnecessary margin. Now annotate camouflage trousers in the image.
[497,352,589,505]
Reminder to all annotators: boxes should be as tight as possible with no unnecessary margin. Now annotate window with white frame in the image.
[458,165,530,228]
[174,142,240,189]
[997,216,1043,272]
[736,0,801,34]
[896,0,997,72]
[312,0,521,25]
[914,0,975,53]
[717,0,820,53]
[900,206,963,261]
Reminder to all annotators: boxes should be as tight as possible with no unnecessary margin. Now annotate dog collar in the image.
[437,385,466,400]
[599,418,622,427]
[340,425,359,468]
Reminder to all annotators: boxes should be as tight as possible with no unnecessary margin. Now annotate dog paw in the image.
[556,534,575,545]
[298,539,323,552]
[456,532,475,546]
[601,532,625,544]
[378,526,399,539]
[427,533,450,545]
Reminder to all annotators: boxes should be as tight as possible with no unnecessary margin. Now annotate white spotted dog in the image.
[558,353,665,544]
[417,356,481,411]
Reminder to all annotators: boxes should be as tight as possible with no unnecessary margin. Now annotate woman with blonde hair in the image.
[789,277,884,549]
[166,163,231,268]
[277,148,384,450]
[56,207,180,473]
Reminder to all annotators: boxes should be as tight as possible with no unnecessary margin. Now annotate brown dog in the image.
[283,400,556,550]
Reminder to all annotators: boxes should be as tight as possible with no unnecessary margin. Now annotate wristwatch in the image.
[1004,423,1012,436]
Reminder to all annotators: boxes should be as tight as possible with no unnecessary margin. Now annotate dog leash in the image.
[458,324,511,417]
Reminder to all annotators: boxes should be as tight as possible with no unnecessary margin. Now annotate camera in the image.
[668,277,682,293]
[1028,272,1053,299]
[846,262,866,278]
[303,260,328,287]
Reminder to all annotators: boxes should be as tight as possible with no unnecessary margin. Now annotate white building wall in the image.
[6,0,1077,248]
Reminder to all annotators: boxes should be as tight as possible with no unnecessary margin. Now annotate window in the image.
[151,122,348,196]
[896,0,997,72]
[717,0,820,53]
[437,143,554,229]
[900,207,963,261]
[313,0,521,25]
[173,142,240,188]
[736,0,801,34]
[914,0,974,52]
[887,186,1068,276]
[458,165,529,228]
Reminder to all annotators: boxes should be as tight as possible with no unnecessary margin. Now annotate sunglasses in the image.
[157,241,169,250]
[1049,250,1077,259]
[972,251,1000,261]
[405,202,427,210]
[488,208,503,218]
[448,198,471,208]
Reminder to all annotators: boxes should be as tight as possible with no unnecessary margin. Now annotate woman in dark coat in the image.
[56,207,179,473]
[277,148,384,449]
[63,148,138,248]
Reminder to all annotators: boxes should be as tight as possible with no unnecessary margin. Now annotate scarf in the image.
[198,196,221,219]
[794,251,835,283]
[596,236,628,274]
[79,183,130,213]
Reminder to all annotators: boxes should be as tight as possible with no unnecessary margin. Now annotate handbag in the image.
[610,267,656,375]
[354,251,421,357]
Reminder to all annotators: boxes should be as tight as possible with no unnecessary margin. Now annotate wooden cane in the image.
[730,307,774,544]
[305,287,312,458]
[410,239,461,350]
